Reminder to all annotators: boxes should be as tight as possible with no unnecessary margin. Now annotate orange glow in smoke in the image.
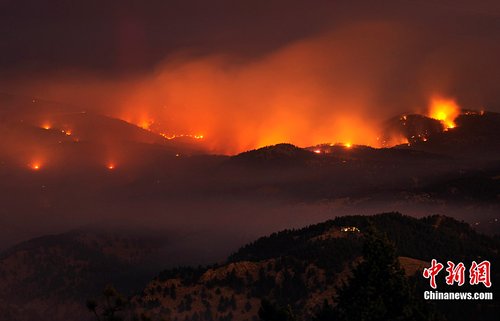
[41,123,51,130]
[121,115,206,142]
[20,22,491,155]
[29,162,41,170]
[138,119,154,130]
[107,163,115,170]
[106,38,397,154]
[118,109,378,153]
[428,96,460,130]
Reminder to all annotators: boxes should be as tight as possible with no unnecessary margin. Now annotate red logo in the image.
[445,261,465,286]
[423,260,491,289]
[423,259,444,289]
[470,261,491,288]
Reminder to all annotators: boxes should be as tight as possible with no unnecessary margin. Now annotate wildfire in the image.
[428,96,460,130]
[344,142,352,148]
[107,163,115,170]
[138,119,154,130]
[29,162,41,170]
[40,122,76,137]
[121,116,205,141]
[159,133,204,140]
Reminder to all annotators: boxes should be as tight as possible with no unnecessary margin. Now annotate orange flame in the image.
[428,96,460,130]
[138,120,153,130]
[158,133,204,140]
[29,162,42,170]
[120,116,205,142]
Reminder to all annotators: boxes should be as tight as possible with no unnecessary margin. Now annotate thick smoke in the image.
[0,0,499,254]
[3,18,499,154]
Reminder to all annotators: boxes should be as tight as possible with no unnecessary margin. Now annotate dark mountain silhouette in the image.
[126,213,499,321]
[0,229,168,321]
[382,113,444,145]
[232,143,316,166]
[400,111,500,159]
[0,99,498,321]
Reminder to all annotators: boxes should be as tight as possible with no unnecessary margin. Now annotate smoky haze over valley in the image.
[0,2,499,321]
[0,0,499,252]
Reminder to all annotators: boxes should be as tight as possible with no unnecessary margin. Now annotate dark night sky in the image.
[1,0,335,74]
[0,0,500,249]
[1,0,499,75]
[1,0,499,153]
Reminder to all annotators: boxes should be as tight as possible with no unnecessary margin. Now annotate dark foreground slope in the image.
[1,213,498,321]
[127,213,499,321]
[0,229,168,321]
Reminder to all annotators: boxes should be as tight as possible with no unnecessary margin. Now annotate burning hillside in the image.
[0,96,211,171]
[0,91,495,171]
[111,92,490,155]
[6,11,499,156]
[428,96,461,130]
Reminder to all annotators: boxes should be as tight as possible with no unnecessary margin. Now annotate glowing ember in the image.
[313,149,321,154]
[41,123,51,130]
[138,119,154,130]
[123,119,204,141]
[159,133,204,140]
[107,163,115,170]
[29,162,41,170]
[428,96,460,130]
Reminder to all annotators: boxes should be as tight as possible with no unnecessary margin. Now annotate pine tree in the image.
[170,284,177,300]
[244,300,252,312]
[312,299,334,321]
[86,284,128,321]
[332,230,437,321]
[258,299,295,321]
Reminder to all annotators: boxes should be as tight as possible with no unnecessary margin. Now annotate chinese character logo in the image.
[470,260,491,288]
[423,259,444,289]
[445,261,465,286]
[423,260,491,289]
